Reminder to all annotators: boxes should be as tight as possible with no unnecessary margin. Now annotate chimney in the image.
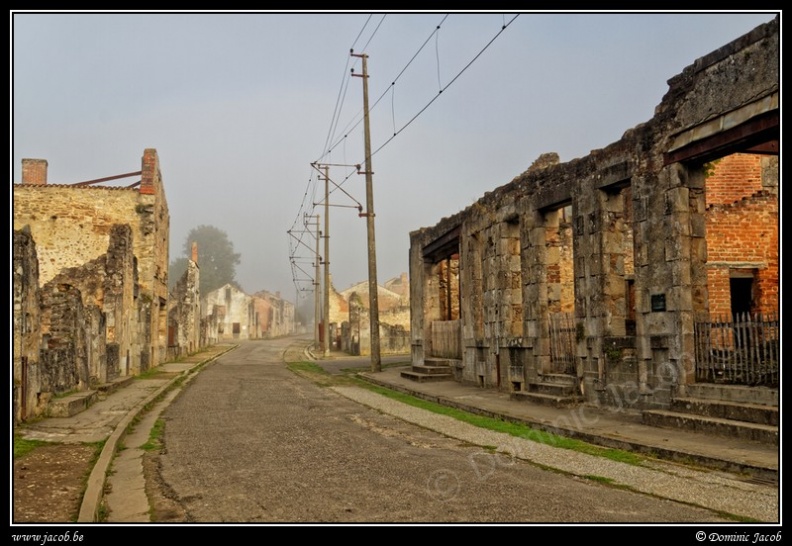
[22,159,48,185]
[140,148,158,195]
[191,242,198,263]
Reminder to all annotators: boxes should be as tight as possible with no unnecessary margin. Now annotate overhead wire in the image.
[369,14,520,159]
[289,14,382,291]
[289,13,520,289]
[321,14,448,161]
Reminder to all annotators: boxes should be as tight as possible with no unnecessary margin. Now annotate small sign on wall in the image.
[651,294,666,312]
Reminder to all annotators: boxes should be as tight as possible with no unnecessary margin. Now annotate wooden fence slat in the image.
[694,310,778,387]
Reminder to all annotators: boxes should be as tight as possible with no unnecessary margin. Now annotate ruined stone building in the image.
[408,17,778,425]
[202,283,256,341]
[13,149,171,423]
[167,242,202,358]
[328,274,411,356]
[201,284,295,342]
[252,290,296,339]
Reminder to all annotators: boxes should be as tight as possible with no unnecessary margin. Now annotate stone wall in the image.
[13,224,143,423]
[344,301,410,356]
[168,259,201,358]
[13,227,42,423]
[333,275,411,355]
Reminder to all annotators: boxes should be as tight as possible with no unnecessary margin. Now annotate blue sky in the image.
[11,11,779,305]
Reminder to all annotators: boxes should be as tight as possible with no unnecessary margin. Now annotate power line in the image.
[370,14,520,158]
[289,13,520,290]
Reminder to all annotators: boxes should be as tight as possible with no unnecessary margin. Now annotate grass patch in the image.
[97,500,109,522]
[287,361,358,388]
[141,419,165,451]
[13,434,50,459]
[289,361,328,375]
[135,368,166,380]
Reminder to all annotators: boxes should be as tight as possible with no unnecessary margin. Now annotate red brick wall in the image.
[705,153,763,206]
[705,154,778,316]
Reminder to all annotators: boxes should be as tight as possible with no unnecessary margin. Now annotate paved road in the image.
[152,338,756,523]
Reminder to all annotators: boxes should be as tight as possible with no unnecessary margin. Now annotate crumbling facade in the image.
[13,149,171,423]
[409,18,778,411]
[202,283,256,341]
[167,242,202,359]
[13,227,43,422]
[252,290,296,339]
[333,274,411,356]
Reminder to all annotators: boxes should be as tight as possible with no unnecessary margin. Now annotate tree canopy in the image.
[168,225,241,295]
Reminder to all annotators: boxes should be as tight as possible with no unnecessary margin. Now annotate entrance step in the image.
[96,376,135,400]
[400,357,458,383]
[45,375,137,417]
[46,390,98,418]
[511,390,583,409]
[512,374,582,408]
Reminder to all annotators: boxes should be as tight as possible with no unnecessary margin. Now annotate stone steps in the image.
[46,390,99,418]
[641,409,778,445]
[400,357,457,383]
[641,383,779,445]
[512,373,582,409]
[46,376,136,417]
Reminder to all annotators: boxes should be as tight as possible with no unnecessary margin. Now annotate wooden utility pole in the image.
[351,50,381,372]
[323,165,331,358]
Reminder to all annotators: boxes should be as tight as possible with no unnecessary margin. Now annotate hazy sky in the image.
[11,11,778,307]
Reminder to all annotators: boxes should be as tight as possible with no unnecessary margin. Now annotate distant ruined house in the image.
[202,283,256,341]
[408,17,778,440]
[252,290,296,339]
[327,273,411,356]
[13,149,172,423]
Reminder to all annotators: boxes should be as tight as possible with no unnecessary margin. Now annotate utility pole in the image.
[322,164,331,358]
[314,214,321,354]
[301,214,321,353]
[351,50,381,372]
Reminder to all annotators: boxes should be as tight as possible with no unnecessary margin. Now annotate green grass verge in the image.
[141,419,165,451]
[13,434,49,458]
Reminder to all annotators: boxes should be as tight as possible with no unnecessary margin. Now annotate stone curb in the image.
[77,346,236,522]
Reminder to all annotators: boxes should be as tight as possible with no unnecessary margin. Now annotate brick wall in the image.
[705,153,764,206]
[705,154,779,316]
